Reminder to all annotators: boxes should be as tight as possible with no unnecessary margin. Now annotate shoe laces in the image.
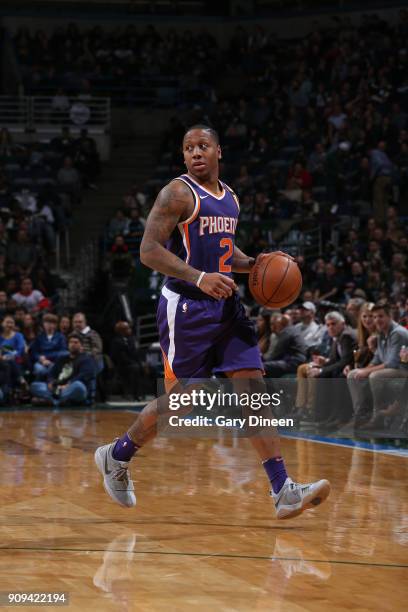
[292,482,310,494]
[112,467,129,482]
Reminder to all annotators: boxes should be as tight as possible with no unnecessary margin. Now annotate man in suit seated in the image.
[305,311,357,428]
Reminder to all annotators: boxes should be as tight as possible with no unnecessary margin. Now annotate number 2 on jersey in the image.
[219,238,233,272]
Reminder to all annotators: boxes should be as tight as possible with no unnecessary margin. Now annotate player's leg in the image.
[226,368,330,519]
[95,292,217,508]
[94,379,187,508]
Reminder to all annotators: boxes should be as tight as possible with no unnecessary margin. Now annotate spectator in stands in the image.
[262,313,280,362]
[108,209,129,239]
[7,229,38,276]
[0,291,7,318]
[295,302,325,348]
[13,306,27,329]
[286,161,313,192]
[255,309,271,356]
[294,326,333,420]
[30,203,57,254]
[30,332,96,406]
[344,302,377,378]
[345,297,365,328]
[0,314,28,391]
[59,315,71,337]
[51,88,70,113]
[347,302,408,428]
[110,321,150,399]
[309,312,356,378]
[307,312,357,428]
[57,156,82,203]
[14,188,38,215]
[74,137,100,190]
[0,358,11,404]
[20,312,38,349]
[106,235,135,281]
[30,313,69,379]
[313,262,342,302]
[370,141,394,224]
[12,278,46,314]
[127,207,145,240]
[72,312,103,373]
[263,314,306,377]
[51,127,75,156]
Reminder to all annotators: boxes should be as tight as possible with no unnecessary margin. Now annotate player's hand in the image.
[256,251,295,263]
[199,273,238,300]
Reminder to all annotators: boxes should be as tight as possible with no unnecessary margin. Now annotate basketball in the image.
[249,254,302,308]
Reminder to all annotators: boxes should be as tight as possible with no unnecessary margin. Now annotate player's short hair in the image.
[183,124,219,144]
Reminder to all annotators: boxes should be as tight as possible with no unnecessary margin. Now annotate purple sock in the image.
[263,456,288,494]
[112,433,139,462]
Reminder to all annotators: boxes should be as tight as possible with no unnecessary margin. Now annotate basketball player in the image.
[95,125,330,519]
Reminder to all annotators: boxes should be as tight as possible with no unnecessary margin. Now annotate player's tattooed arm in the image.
[141,180,238,299]
[140,180,202,284]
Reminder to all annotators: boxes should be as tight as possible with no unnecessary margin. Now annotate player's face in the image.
[183,130,221,180]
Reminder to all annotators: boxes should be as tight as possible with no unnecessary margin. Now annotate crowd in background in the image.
[0,126,102,310]
[255,297,408,434]
[5,12,408,430]
[0,309,156,406]
[154,11,408,307]
[13,22,218,101]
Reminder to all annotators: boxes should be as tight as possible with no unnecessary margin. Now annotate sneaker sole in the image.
[94,447,136,508]
[277,479,331,520]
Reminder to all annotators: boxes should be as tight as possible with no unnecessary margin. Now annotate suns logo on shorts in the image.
[182,303,188,312]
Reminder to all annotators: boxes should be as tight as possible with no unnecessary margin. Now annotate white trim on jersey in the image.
[223,182,240,211]
[173,176,200,223]
[178,224,190,263]
[184,174,226,200]
[162,285,180,370]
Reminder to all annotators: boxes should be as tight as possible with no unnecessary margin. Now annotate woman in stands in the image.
[343,302,377,376]
[0,315,29,399]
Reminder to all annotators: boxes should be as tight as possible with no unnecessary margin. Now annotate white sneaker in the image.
[94,441,136,508]
[271,477,330,520]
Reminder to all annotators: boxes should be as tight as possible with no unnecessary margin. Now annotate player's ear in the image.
[218,145,222,160]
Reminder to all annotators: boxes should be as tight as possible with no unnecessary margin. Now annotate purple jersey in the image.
[157,173,263,380]
[165,173,240,298]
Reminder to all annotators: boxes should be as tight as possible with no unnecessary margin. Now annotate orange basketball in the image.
[249,254,302,308]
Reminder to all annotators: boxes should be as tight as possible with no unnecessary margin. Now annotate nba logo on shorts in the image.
[182,302,188,312]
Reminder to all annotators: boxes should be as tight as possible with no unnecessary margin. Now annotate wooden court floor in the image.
[0,409,407,612]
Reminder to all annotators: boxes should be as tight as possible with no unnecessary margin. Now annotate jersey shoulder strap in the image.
[222,181,240,211]
[172,176,201,225]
